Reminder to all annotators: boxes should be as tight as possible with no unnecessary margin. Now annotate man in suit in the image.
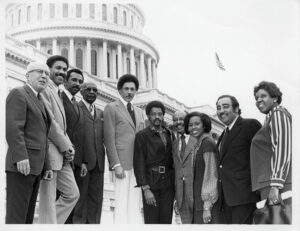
[60,68,85,224]
[104,74,145,224]
[216,95,261,224]
[72,82,105,223]
[172,110,196,224]
[6,62,51,223]
[38,55,79,224]
[134,101,175,224]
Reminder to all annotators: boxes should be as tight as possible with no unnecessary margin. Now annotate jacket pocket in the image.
[26,143,41,150]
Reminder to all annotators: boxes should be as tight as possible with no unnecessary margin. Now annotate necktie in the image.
[89,104,94,116]
[127,102,136,126]
[220,127,229,155]
[180,134,186,160]
[71,96,78,114]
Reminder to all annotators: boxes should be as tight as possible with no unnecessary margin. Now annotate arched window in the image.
[131,15,134,28]
[63,3,68,18]
[126,57,130,74]
[113,7,118,24]
[91,50,97,75]
[123,11,127,26]
[49,3,55,18]
[89,3,95,19]
[76,49,83,69]
[37,3,42,20]
[27,6,31,22]
[102,4,107,21]
[18,9,21,25]
[11,14,14,27]
[76,4,81,18]
[107,52,110,77]
[47,49,53,55]
[61,48,68,59]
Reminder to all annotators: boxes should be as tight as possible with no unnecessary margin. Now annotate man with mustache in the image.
[38,55,79,224]
[60,68,85,223]
[104,74,145,223]
[172,111,196,224]
[133,101,175,224]
[216,95,261,224]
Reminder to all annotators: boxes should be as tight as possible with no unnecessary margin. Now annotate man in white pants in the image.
[104,74,145,223]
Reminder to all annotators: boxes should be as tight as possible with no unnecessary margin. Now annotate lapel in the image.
[220,116,243,162]
[48,81,66,119]
[182,135,198,163]
[79,100,94,120]
[24,85,46,118]
[116,99,135,129]
[174,137,181,163]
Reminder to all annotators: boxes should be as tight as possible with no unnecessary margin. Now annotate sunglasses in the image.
[85,87,98,93]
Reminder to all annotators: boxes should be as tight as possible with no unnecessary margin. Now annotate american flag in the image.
[215,52,225,71]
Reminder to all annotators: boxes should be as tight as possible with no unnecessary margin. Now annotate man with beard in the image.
[75,82,105,223]
[134,101,175,224]
[104,74,145,223]
[39,55,79,224]
[172,111,196,224]
[60,68,85,223]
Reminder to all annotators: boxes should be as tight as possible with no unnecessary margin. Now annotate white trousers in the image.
[114,169,143,224]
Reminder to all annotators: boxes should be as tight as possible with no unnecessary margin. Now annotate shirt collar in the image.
[82,98,94,110]
[119,97,133,110]
[62,87,74,101]
[26,83,38,97]
[149,125,167,136]
[226,115,239,131]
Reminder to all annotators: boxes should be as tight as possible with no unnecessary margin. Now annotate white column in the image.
[147,57,152,88]
[98,43,103,78]
[152,61,158,88]
[69,37,74,66]
[52,37,57,55]
[122,52,127,74]
[130,47,135,75]
[102,40,108,78]
[36,39,41,50]
[139,51,146,88]
[86,38,91,73]
[117,43,122,78]
[112,48,117,80]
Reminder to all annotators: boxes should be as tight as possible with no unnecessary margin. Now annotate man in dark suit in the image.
[61,68,85,223]
[216,95,261,224]
[5,62,51,223]
[73,82,105,223]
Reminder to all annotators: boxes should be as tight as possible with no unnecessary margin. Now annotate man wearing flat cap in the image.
[6,62,51,223]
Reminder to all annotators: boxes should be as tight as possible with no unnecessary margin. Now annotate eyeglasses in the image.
[29,69,50,77]
[85,87,98,93]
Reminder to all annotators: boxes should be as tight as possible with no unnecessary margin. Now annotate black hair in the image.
[46,55,69,69]
[145,100,165,115]
[253,81,282,104]
[216,94,241,115]
[184,111,212,134]
[66,68,84,81]
[117,74,139,91]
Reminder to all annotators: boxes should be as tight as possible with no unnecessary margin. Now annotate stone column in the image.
[117,43,122,78]
[36,39,41,50]
[69,37,74,66]
[86,38,91,73]
[52,37,57,55]
[139,51,146,88]
[152,60,158,88]
[147,56,152,88]
[112,48,117,80]
[122,51,127,74]
[98,43,103,78]
[130,47,135,75]
[102,40,108,78]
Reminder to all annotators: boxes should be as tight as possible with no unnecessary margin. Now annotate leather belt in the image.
[151,166,169,174]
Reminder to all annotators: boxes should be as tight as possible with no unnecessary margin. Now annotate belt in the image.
[151,166,170,174]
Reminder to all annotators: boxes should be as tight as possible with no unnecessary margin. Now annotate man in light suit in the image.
[73,82,105,223]
[216,95,261,224]
[172,110,196,224]
[6,62,51,224]
[38,55,79,224]
[104,74,145,224]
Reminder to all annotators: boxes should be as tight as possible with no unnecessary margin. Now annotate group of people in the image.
[5,54,292,225]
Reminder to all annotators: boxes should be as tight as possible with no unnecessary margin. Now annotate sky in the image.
[138,0,300,122]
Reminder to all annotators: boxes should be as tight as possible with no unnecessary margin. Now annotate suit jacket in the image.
[217,116,261,206]
[79,101,105,171]
[172,135,198,210]
[104,99,145,170]
[41,80,72,171]
[61,91,85,168]
[6,85,50,175]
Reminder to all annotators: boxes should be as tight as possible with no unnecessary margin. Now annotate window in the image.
[76,4,81,18]
[113,7,118,24]
[27,6,31,22]
[126,57,130,74]
[37,3,42,20]
[89,3,95,19]
[61,48,68,59]
[131,15,133,28]
[63,3,68,18]
[91,50,97,75]
[49,3,55,18]
[107,52,110,77]
[102,4,107,21]
[11,14,14,27]
[123,11,126,26]
[18,9,21,24]
[76,49,83,69]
